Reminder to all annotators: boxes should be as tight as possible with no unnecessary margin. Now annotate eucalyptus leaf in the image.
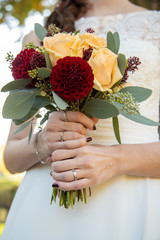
[28,124,33,144]
[44,50,52,69]
[107,31,116,54]
[12,121,31,135]
[119,86,152,103]
[34,23,47,42]
[52,91,68,110]
[3,92,36,119]
[45,104,57,112]
[14,109,38,124]
[20,88,40,93]
[13,119,24,125]
[1,79,32,92]
[113,32,120,54]
[40,113,50,126]
[118,54,126,76]
[32,96,53,110]
[112,116,121,144]
[38,68,51,79]
[83,99,119,119]
[113,102,160,126]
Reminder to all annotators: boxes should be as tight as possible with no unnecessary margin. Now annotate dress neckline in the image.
[76,10,158,24]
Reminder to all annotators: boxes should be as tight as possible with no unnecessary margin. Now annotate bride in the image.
[1,0,160,239]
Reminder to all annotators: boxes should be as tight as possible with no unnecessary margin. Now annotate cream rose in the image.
[44,33,83,66]
[88,48,123,91]
[79,33,106,49]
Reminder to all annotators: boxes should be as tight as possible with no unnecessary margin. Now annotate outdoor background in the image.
[0,0,160,235]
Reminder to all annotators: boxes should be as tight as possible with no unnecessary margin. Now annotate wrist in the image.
[109,144,132,177]
[36,130,52,162]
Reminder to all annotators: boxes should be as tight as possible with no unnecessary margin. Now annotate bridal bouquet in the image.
[1,23,159,209]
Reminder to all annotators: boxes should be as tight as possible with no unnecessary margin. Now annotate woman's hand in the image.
[50,144,121,191]
[37,111,98,161]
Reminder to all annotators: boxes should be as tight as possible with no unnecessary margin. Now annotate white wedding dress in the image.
[1,10,160,240]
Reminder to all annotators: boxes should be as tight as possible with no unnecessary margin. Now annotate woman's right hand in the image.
[37,111,97,161]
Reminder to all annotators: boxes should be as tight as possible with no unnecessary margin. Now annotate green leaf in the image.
[28,124,33,144]
[44,50,52,70]
[113,32,120,54]
[38,68,51,79]
[74,30,80,35]
[107,31,116,53]
[40,113,49,126]
[3,92,36,119]
[83,99,119,119]
[111,80,122,89]
[118,54,126,76]
[13,119,24,125]
[119,86,152,103]
[14,109,38,124]
[34,23,47,42]
[12,121,31,135]
[1,79,32,92]
[112,116,121,144]
[113,102,160,126]
[45,104,57,112]
[52,91,68,110]
[32,96,53,109]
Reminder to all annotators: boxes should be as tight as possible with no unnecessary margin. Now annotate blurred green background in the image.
[0,0,159,236]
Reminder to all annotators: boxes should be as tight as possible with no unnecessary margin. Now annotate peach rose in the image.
[79,33,106,49]
[44,33,83,66]
[88,48,123,91]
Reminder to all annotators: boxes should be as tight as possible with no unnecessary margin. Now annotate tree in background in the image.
[0,0,160,26]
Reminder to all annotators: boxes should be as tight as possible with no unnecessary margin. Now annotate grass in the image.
[0,223,4,236]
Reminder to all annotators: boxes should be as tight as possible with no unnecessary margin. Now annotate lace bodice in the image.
[75,11,160,145]
[75,11,160,49]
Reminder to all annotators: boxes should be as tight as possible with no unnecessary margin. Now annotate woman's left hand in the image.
[50,144,121,191]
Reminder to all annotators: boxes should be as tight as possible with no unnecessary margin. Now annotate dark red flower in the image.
[83,47,93,61]
[85,28,95,33]
[30,51,46,70]
[50,56,94,102]
[12,49,46,87]
[122,56,141,83]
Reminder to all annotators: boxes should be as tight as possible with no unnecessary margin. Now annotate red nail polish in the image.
[93,125,96,130]
[52,184,59,188]
[86,137,92,142]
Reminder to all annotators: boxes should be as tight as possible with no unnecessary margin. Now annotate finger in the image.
[61,122,87,135]
[52,149,76,162]
[51,169,87,182]
[52,156,85,172]
[60,111,96,131]
[46,156,53,163]
[47,131,85,143]
[90,116,99,125]
[53,136,92,151]
[52,178,91,191]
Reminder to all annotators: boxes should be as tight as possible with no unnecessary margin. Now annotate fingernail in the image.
[52,183,59,188]
[86,137,92,142]
[93,125,96,130]
[50,171,52,176]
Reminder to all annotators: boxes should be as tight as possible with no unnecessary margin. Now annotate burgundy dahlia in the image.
[50,56,94,102]
[12,49,46,87]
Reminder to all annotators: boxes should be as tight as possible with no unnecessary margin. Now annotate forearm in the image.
[116,142,160,178]
[4,133,39,174]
